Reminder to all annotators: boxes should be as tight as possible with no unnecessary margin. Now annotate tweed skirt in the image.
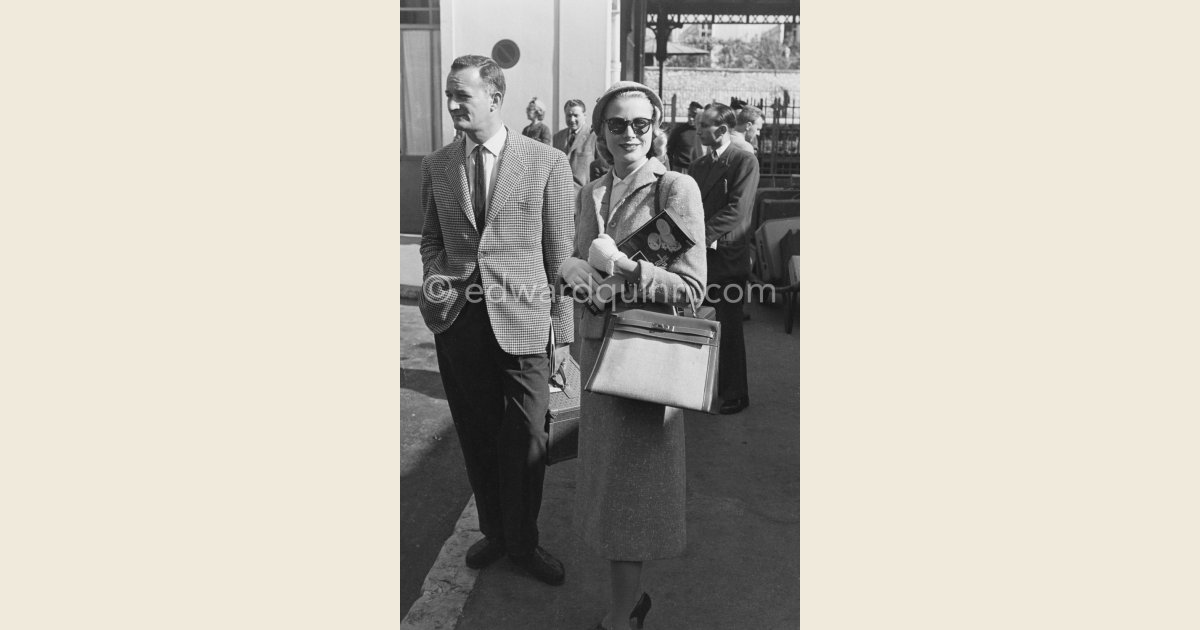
[573,317,687,561]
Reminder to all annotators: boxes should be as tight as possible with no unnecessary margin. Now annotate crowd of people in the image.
[418,53,763,629]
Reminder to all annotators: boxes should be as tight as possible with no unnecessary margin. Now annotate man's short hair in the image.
[704,102,737,130]
[736,105,764,126]
[563,98,586,113]
[688,101,703,112]
[450,55,506,99]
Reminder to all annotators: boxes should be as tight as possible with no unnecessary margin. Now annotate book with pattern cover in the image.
[617,209,696,269]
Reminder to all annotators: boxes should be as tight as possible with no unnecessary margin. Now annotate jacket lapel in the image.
[488,130,526,227]
[588,172,613,236]
[442,138,477,230]
[693,150,729,199]
[568,130,587,158]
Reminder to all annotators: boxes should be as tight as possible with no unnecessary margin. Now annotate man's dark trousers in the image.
[706,247,749,404]
[434,298,550,556]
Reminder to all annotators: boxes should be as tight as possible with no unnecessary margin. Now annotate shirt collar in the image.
[611,156,650,186]
[464,126,508,156]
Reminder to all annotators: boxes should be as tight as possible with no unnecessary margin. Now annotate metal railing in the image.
[664,92,799,176]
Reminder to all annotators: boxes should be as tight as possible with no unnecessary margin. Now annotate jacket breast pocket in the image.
[514,200,543,236]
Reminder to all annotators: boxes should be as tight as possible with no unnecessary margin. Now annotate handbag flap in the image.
[610,319,717,346]
[612,308,718,331]
[608,309,719,346]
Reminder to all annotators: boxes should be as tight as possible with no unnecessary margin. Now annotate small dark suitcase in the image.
[545,355,581,465]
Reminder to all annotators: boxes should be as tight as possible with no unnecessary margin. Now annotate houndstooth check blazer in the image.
[418,129,575,355]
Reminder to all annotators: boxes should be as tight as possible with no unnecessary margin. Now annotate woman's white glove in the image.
[588,234,630,276]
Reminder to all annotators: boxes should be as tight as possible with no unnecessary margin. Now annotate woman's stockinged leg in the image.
[606,560,643,629]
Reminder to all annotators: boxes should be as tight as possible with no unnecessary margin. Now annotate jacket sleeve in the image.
[632,174,707,310]
[418,155,447,280]
[543,151,576,344]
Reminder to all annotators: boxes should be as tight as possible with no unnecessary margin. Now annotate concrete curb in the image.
[400,496,481,630]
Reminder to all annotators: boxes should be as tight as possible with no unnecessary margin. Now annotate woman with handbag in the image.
[557,81,706,630]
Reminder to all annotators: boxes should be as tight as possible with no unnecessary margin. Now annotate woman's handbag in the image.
[584,305,721,413]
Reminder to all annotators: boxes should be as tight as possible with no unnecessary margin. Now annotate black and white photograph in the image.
[401,0,800,627]
[12,2,1200,629]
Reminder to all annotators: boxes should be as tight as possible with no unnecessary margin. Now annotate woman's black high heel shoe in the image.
[588,592,652,630]
[629,592,651,629]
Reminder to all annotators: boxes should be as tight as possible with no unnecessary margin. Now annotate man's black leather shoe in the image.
[719,396,750,415]
[509,546,565,586]
[465,537,505,569]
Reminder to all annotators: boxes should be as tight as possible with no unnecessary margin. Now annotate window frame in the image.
[400,3,441,156]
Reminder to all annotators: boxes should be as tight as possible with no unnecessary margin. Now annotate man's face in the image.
[746,117,764,142]
[564,105,585,132]
[695,110,725,148]
[445,66,498,135]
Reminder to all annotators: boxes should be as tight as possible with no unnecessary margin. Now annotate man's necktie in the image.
[472,145,486,229]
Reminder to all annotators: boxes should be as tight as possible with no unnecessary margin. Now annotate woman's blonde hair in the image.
[526,97,547,121]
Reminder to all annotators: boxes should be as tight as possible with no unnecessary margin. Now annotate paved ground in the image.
[401,236,800,628]
[400,298,473,617]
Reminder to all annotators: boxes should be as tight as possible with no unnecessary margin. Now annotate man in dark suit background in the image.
[551,98,599,191]
[665,101,704,175]
[689,102,760,415]
[419,54,574,585]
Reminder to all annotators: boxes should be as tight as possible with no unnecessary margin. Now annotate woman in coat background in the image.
[522,96,553,145]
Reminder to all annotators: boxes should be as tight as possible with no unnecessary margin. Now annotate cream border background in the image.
[4,1,1199,628]
[800,1,1200,627]
[3,3,400,628]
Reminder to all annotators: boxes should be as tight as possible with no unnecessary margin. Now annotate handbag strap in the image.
[608,175,661,317]
[653,174,662,214]
[605,174,708,317]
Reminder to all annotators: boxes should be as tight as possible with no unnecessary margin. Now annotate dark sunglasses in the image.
[603,117,654,135]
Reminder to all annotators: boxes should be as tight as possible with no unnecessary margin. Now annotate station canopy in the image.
[656,0,798,24]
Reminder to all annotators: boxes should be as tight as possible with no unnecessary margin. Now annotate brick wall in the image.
[652,67,800,122]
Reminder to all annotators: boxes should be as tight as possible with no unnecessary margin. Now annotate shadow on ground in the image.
[400,299,472,618]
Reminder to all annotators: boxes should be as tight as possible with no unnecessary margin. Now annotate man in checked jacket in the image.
[418,54,575,586]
